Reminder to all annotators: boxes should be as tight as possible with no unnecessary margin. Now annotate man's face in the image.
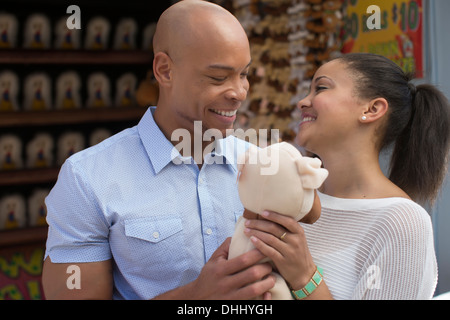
[168,34,251,137]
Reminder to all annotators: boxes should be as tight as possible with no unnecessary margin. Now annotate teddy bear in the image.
[228,142,328,299]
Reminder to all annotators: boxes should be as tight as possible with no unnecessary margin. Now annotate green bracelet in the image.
[291,266,324,300]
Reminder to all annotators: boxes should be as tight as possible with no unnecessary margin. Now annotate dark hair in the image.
[336,53,450,205]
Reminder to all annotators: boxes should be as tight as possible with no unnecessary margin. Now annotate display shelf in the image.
[0,167,59,186]
[0,49,153,65]
[0,226,48,247]
[0,107,146,127]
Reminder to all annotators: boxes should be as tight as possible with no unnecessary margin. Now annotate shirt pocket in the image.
[124,216,188,282]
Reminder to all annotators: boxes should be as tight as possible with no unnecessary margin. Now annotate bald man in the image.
[42,0,275,300]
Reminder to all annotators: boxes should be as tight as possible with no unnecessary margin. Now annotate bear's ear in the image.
[296,157,328,189]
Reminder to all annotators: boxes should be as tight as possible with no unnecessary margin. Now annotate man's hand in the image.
[154,238,275,300]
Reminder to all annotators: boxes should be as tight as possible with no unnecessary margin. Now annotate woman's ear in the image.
[153,52,173,87]
[361,97,389,123]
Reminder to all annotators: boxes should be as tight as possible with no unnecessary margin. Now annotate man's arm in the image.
[42,257,113,300]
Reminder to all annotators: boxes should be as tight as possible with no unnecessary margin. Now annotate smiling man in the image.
[42,0,275,300]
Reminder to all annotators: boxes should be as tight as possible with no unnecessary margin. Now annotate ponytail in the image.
[390,84,450,204]
[337,53,450,205]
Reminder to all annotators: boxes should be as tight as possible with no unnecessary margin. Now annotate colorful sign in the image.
[0,246,45,300]
[342,0,424,78]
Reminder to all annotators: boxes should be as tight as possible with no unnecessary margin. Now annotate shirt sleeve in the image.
[44,159,112,263]
[353,202,437,300]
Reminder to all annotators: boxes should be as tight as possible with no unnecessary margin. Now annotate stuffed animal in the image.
[23,72,52,111]
[54,16,81,49]
[115,73,137,107]
[26,132,53,168]
[23,14,51,49]
[0,70,19,112]
[0,13,18,48]
[55,71,82,109]
[0,194,26,230]
[0,134,22,170]
[85,16,110,50]
[28,188,49,227]
[229,142,328,300]
[86,72,111,108]
[57,131,84,165]
[113,18,137,50]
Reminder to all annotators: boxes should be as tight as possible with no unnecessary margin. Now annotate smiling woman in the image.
[292,52,450,299]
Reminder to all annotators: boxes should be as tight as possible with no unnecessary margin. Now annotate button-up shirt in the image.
[45,107,249,299]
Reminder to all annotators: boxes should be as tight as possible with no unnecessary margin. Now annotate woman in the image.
[245,53,450,299]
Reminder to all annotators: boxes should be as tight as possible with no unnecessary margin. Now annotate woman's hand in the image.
[243,210,316,291]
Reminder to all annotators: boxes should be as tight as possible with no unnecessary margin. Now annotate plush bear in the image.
[229,142,328,299]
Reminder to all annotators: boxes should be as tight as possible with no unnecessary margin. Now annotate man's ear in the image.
[153,52,173,87]
[361,97,389,123]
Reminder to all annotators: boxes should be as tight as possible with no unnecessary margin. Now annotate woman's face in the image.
[295,60,365,156]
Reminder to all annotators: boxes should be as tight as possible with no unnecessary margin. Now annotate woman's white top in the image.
[302,192,438,300]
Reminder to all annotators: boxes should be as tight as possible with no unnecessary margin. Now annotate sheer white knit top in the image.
[302,192,438,300]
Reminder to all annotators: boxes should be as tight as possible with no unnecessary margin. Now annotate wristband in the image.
[290,266,323,300]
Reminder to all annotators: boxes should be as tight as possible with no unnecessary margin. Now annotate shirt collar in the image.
[138,107,239,175]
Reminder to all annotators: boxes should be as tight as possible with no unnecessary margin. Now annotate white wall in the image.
[425,0,450,296]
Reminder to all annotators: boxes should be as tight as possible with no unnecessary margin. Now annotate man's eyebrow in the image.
[207,60,252,71]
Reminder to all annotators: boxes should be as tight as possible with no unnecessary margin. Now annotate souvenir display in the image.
[26,133,54,168]
[85,16,110,50]
[0,134,22,170]
[23,72,52,111]
[229,142,328,299]
[115,73,137,107]
[55,71,82,109]
[114,18,138,50]
[0,13,18,48]
[141,22,156,51]
[0,70,19,112]
[86,72,111,108]
[28,189,50,227]
[23,13,51,49]
[89,128,112,146]
[54,16,81,49]
[136,71,159,107]
[57,131,85,165]
[0,194,26,230]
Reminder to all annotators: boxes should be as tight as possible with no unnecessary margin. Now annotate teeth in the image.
[301,117,316,123]
[211,109,237,117]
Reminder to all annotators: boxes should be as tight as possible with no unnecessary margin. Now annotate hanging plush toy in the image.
[229,142,328,300]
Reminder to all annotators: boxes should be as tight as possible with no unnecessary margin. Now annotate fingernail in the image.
[250,236,258,243]
[262,211,269,217]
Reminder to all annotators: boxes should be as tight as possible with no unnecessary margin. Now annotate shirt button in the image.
[152,231,159,239]
[199,177,204,184]
[206,228,212,235]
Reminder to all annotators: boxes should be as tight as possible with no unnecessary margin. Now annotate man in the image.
[42,0,275,299]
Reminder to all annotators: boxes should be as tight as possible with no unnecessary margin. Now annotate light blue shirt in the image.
[45,107,249,299]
